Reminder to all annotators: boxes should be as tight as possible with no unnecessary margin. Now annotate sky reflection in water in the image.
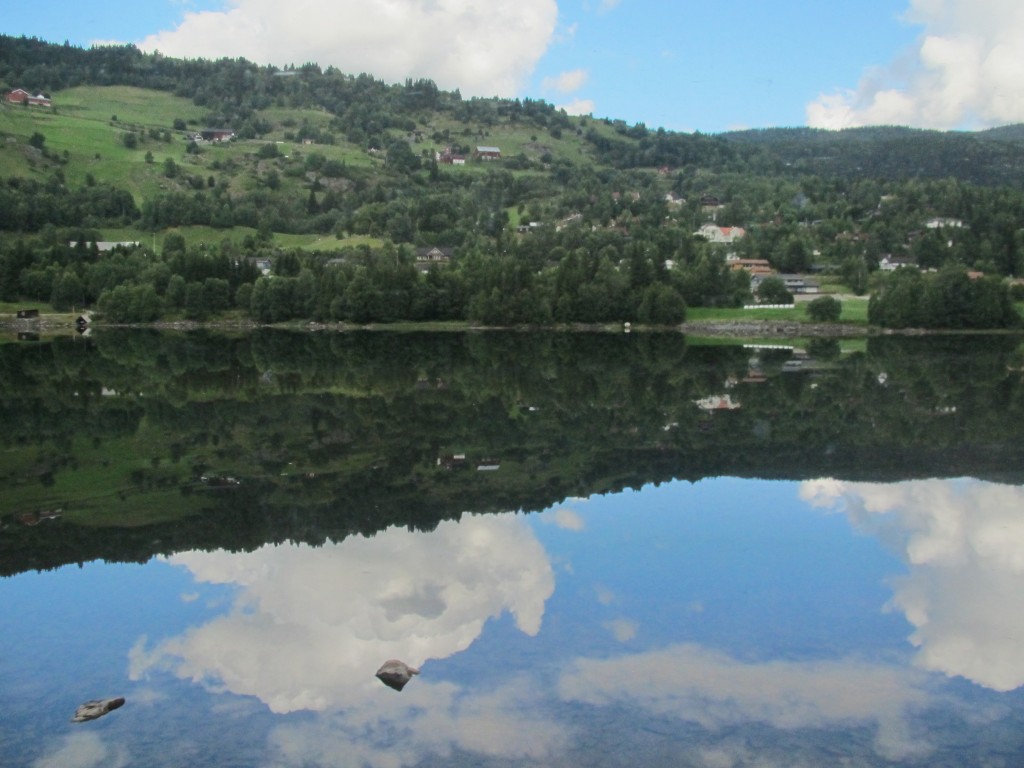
[6,476,1024,767]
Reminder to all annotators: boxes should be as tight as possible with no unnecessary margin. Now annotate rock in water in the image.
[375,660,420,691]
[71,697,125,722]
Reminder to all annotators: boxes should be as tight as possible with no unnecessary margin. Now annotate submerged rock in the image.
[71,697,125,723]
[375,660,420,691]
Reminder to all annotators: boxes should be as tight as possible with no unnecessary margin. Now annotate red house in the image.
[5,89,52,107]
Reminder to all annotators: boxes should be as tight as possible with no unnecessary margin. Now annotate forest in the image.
[1,35,1024,327]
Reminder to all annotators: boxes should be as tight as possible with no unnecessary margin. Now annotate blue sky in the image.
[4,0,1024,132]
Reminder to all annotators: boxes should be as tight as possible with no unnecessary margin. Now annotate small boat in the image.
[71,697,125,722]
[375,660,420,691]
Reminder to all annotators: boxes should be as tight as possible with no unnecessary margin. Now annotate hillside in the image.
[0,34,1023,330]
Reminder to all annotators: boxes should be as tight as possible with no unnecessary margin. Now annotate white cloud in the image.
[541,68,589,94]
[267,677,569,768]
[136,0,558,97]
[129,514,554,714]
[545,507,586,530]
[604,618,637,642]
[800,477,1024,691]
[807,0,1024,128]
[557,644,931,761]
[557,98,595,116]
[33,733,129,768]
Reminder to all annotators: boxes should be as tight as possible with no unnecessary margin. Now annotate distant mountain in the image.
[975,124,1024,144]
[4,34,1024,189]
[718,126,1024,188]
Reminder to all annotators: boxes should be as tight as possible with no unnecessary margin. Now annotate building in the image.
[727,257,773,276]
[415,247,453,271]
[878,254,917,271]
[190,129,236,142]
[695,224,746,244]
[475,146,502,160]
[750,274,820,295]
[926,217,964,229]
[4,88,51,107]
[248,257,273,275]
[436,147,466,165]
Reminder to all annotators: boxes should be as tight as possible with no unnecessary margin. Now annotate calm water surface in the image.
[2,331,1023,766]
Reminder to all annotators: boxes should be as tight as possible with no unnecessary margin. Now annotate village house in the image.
[190,129,236,142]
[247,257,273,275]
[878,254,918,271]
[474,146,501,160]
[436,147,466,165]
[556,213,584,231]
[415,246,453,271]
[695,223,746,244]
[926,217,964,229]
[4,88,52,107]
[726,256,773,276]
[750,273,820,295]
[700,195,725,219]
[694,394,741,411]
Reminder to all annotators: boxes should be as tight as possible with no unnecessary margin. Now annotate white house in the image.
[694,224,746,244]
[926,217,964,229]
[878,254,918,271]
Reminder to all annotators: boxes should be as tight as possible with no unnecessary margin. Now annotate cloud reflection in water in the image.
[129,513,554,714]
[557,643,932,760]
[801,477,1024,691]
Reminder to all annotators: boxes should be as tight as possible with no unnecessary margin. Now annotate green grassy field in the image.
[98,225,383,252]
[688,296,870,324]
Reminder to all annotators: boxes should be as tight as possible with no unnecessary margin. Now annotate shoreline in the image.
[1,314,1015,338]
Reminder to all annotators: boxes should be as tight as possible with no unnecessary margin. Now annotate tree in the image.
[868,268,926,328]
[51,270,85,311]
[756,276,793,305]
[184,282,207,320]
[29,132,46,150]
[806,295,841,322]
[385,139,420,174]
[163,274,186,308]
[840,255,870,295]
[637,283,687,325]
[202,277,231,313]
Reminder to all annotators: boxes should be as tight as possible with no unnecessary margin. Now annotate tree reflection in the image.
[1,331,1023,575]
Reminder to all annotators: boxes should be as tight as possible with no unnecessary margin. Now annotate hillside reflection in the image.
[2,330,1024,575]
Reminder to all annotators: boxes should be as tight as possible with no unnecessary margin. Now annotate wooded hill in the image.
[1,34,1023,328]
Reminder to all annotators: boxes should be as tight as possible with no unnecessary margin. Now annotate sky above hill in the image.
[5,0,1024,133]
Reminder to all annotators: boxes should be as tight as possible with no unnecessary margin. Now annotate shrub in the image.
[806,295,842,322]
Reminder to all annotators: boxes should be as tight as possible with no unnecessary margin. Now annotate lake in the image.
[2,330,1024,767]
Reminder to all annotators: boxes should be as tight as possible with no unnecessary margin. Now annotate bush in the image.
[756,276,793,305]
[806,295,842,322]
